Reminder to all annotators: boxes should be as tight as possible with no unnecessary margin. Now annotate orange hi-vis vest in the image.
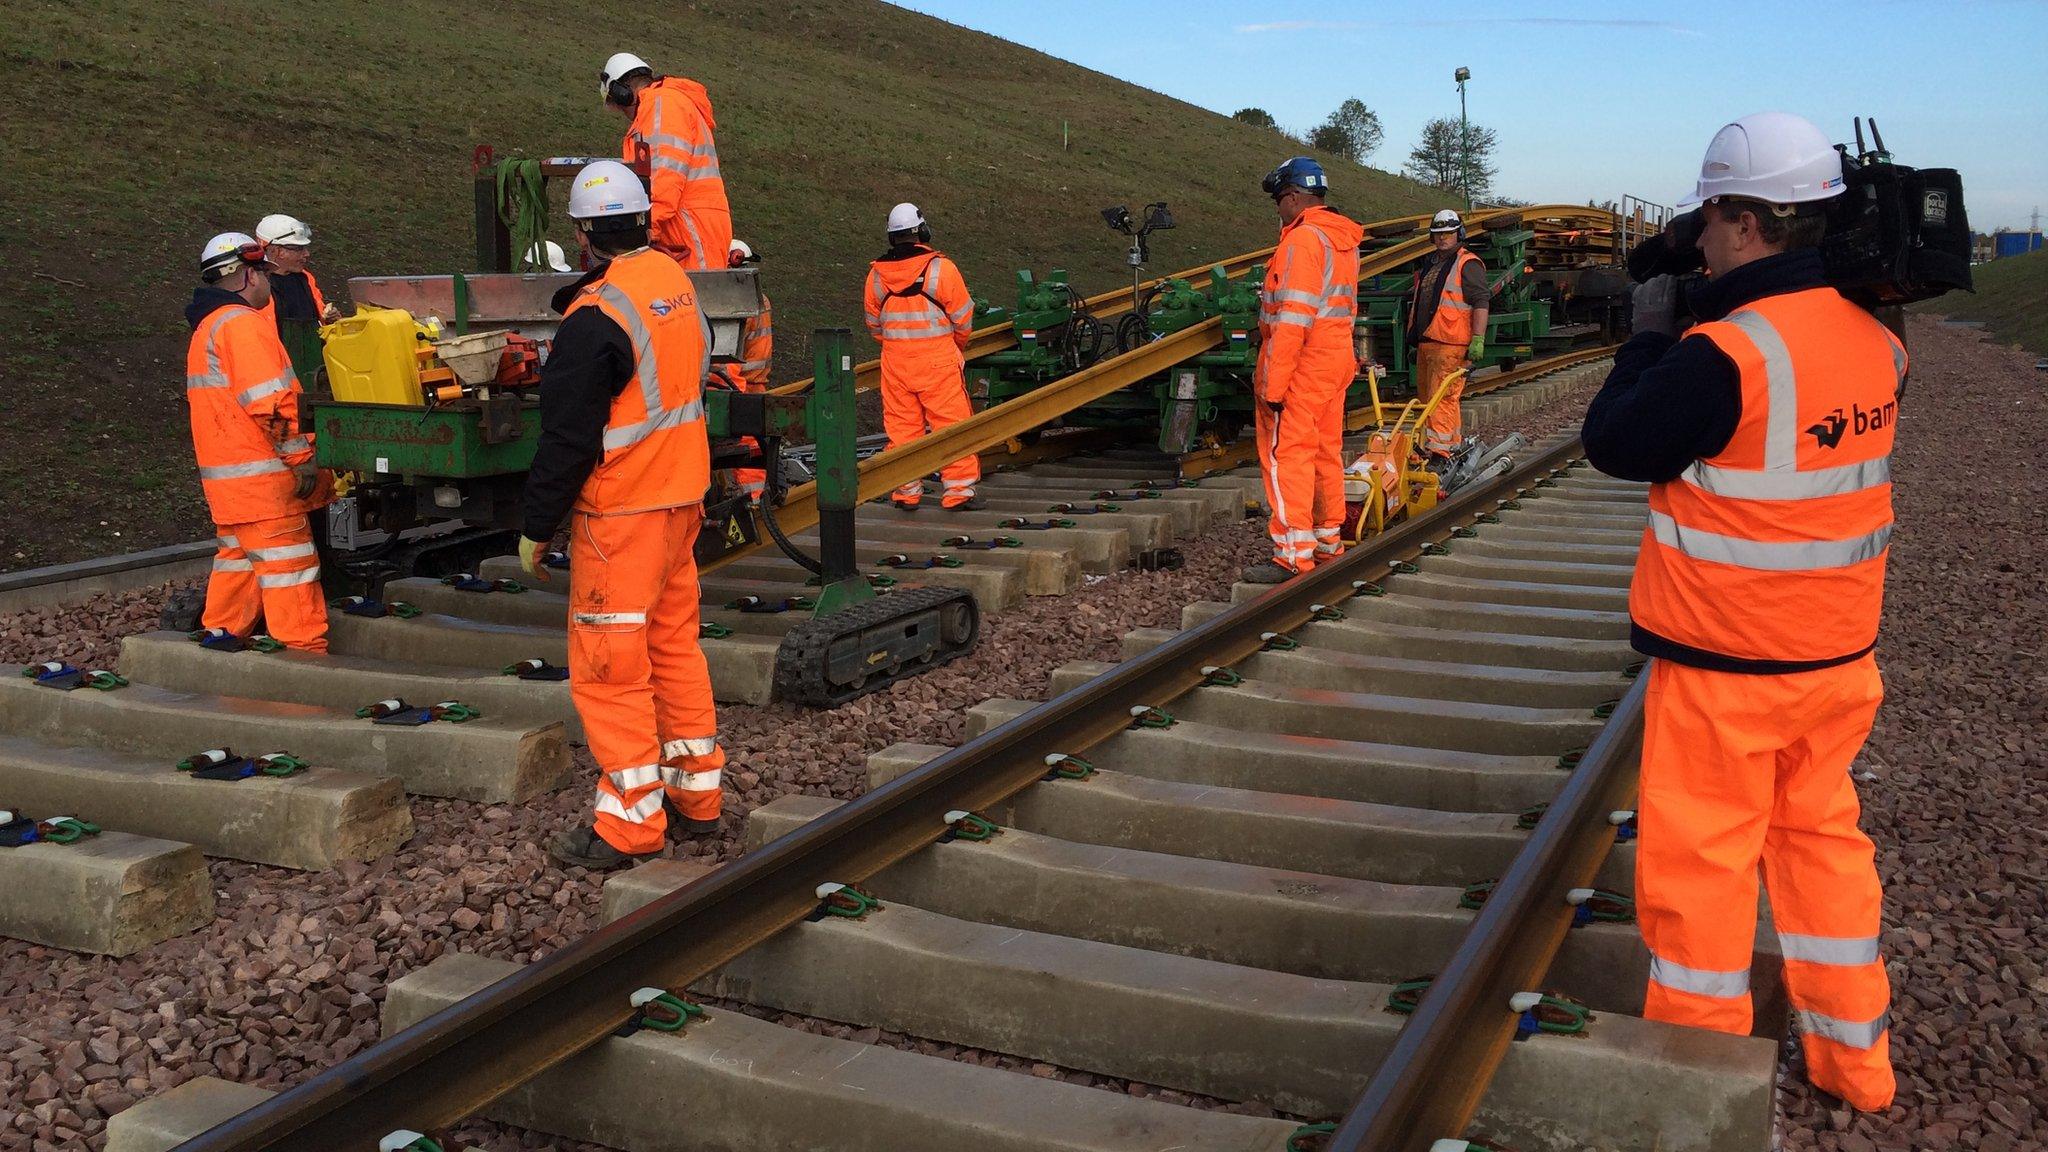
[625,78,730,269]
[1414,247,1484,345]
[561,248,712,516]
[185,304,316,524]
[865,250,974,359]
[1255,204,1363,404]
[1630,287,1908,669]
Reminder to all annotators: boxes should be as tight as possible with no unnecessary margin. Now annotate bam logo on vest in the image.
[1806,400,1897,449]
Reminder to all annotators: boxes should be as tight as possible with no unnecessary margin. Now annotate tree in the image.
[1404,117,1500,203]
[1232,107,1279,131]
[1303,99,1385,164]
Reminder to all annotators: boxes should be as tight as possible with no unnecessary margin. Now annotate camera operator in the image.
[1581,111,1908,1114]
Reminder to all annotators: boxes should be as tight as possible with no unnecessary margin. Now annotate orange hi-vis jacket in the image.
[737,294,772,386]
[624,77,731,270]
[1630,287,1907,670]
[185,303,318,525]
[864,247,974,362]
[1255,205,1362,404]
[258,270,326,326]
[1414,247,1485,345]
[560,248,712,515]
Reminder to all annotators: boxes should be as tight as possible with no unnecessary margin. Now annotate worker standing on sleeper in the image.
[601,51,732,271]
[1407,209,1489,461]
[865,203,983,511]
[1244,156,1363,584]
[516,160,724,871]
[184,233,331,652]
[722,238,773,504]
[1581,111,1906,1113]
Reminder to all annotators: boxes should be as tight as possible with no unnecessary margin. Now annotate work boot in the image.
[663,796,723,837]
[1240,560,1299,584]
[547,825,657,871]
[889,499,921,512]
[942,495,986,512]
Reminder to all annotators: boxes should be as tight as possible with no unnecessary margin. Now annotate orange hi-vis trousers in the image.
[569,503,723,856]
[881,350,979,508]
[1254,383,1348,571]
[203,513,327,653]
[1416,341,1468,458]
[1636,654,1895,1112]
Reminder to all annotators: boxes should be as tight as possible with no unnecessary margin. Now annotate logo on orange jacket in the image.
[1806,399,1897,449]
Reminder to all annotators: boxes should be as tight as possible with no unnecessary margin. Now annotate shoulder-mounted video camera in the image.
[1627,117,1972,310]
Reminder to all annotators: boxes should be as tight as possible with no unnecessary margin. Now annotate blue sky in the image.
[890,1,2048,233]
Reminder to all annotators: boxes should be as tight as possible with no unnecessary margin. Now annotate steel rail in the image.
[1330,669,1646,1151]
[172,436,1588,1152]
[1461,342,1619,401]
[712,207,1618,573]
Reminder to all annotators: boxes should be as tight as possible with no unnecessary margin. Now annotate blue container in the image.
[1993,231,2044,259]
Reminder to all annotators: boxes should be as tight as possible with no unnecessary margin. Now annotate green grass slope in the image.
[1912,249,2048,355]
[0,1,1447,569]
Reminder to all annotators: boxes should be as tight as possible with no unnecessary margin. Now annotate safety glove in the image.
[290,460,320,500]
[1630,274,1682,339]
[1466,335,1485,360]
[517,536,552,583]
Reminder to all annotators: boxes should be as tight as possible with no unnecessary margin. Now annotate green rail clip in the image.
[379,1133,446,1152]
[1287,1122,1337,1152]
[1200,666,1243,687]
[1260,632,1300,652]
[1515,992,1594,1038]
[1129,706,1175,729]
[1477,512,1502,524]
[1389,560,1421,575]
[1556,748,1586,771]
[1500,499,1523,511]
[248,635,285,653]
[629,988,708,1033]
[1386,975,1434,1015]
[1452,525,1478,538]
[429,702,483,723]
[255,753,309,777]
[1422,541,1451,556]
[1623,660,1647,680]
[1309,604,1345,621]
[390,601,423,619]
[1516,803,1549,830]
[1351,580,1387,597]
[1042,753,1096,780]
[1592,699,1620,719]
[1569,888,1637,926]
[83,671,128,691]
[37,817,100,844]
[815,882,882,920]
[700,622,734,639]
[1459,879,1498,910]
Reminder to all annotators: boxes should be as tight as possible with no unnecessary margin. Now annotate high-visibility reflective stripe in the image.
[187,371,227,390]
[738,480,765,494]
[607,764,663,791]
[1260,311,1314,328]
[1724,309,1800,471]
[600,282,665,422]
[213,558,253,573]
[879,323,956,340]
[258,567,322,589]
[663,736,720,759]
[1649,510,1891,571]
[676,209,707,265]
[602,397,705,450]
[188,309,238,392]
[1794,1008,1888,1049]
[249,542,317,562]
[235,371,295,409]
[573,611,648,626]
[947,302,974,324]
[1268,288,1322,309]
[217,534,241,548]
[199,458,289,480]
[659,765,723,791]
[1648,955,1750,999]
[1887,335,1907,384]
[1684,456,1891,501]
[595,786,665,823]
[1778,933,1881,966]
[277,435,311,456]
[1437,298,1473,312]
[883,306,949,323]
[943,479,975,492]
[742,359,770,373]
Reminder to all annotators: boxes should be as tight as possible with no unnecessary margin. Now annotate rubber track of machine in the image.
[772,584,981,707]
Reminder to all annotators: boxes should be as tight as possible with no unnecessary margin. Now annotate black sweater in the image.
[519,266,635,543]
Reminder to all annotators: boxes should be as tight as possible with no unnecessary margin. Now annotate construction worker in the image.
[865,203,982,511]
[601,52,731,271]
[514,160,723,870]
[1244,156,1363,583]
[723,239,773,504]
[1408,209,1490,460]
[254,214,340,327]
[1581,112,1905,1113]
[184,233,330,653]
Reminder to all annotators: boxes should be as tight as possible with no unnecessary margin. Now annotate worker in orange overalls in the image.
[254,214,340,330]
[722,238,773,504]
[601,52,731,271]
[516,161,723,870]
[1408,209,1490,460]
[184,233,332,652]
[865,203,982,511]
[1582,112,1906,1113]
[1244,157,1363,583]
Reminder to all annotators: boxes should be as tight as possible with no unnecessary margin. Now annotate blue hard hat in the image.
[1262,156,1328,196]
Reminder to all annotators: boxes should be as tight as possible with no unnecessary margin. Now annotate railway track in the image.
[102,434,1782,1152]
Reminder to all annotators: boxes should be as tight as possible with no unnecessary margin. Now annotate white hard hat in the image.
[1678,112,1846,209]
[886,202,926,235]
[599,52,652,100]
[1428,209,1463,234]
[728,239,755,265]
[525,240,572,272]
[200,231,267,279]
[255,214,312,247]
[566,160,652,220]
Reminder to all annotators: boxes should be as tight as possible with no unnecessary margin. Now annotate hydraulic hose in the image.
[757,435,826,576]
